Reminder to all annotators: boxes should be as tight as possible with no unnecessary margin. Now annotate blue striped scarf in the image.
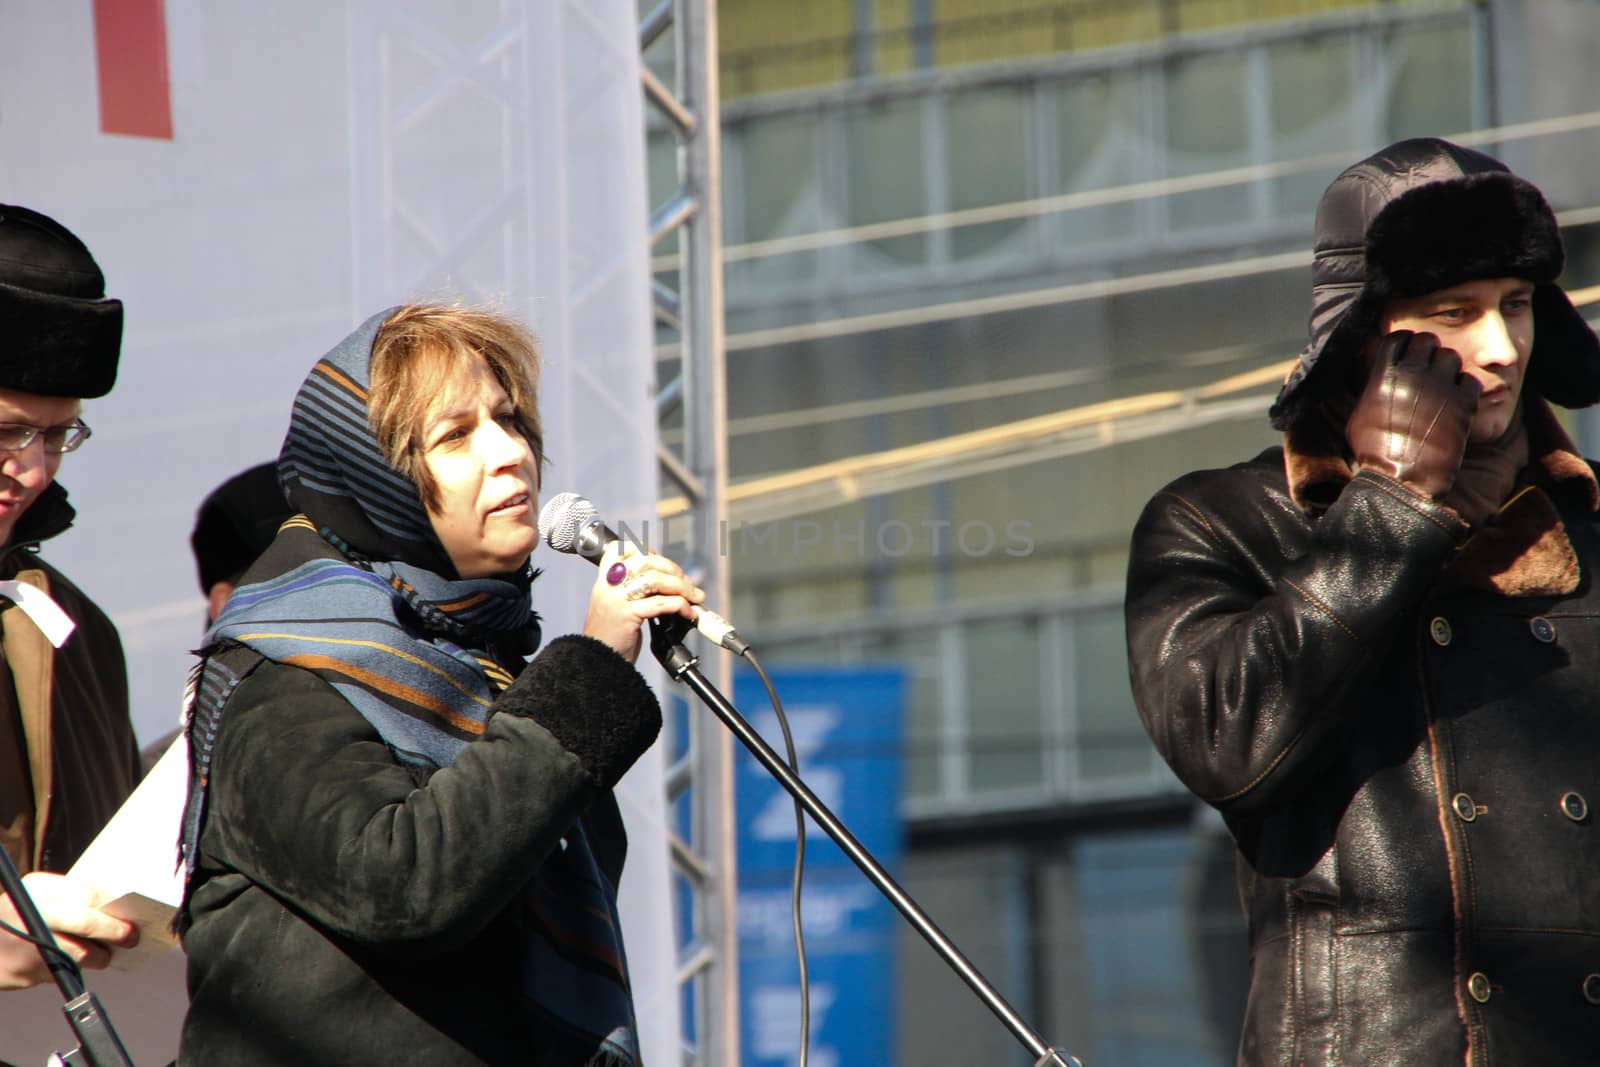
[182,308,640,1065]
[209,522,526,766]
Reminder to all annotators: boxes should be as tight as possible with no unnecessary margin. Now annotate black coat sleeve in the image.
[1125,469,1465,817]
[201,634,659,954]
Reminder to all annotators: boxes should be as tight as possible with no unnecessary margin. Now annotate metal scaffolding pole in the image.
[640,2,738,1065]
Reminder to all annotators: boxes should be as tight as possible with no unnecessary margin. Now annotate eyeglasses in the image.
[0,419,93,454]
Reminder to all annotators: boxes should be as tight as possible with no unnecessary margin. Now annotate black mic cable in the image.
[538,491,812,1067]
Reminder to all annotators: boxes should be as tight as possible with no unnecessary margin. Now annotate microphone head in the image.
[537,492,598,554]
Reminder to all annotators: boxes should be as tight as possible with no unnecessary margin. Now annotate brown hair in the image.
[368,304,544,512]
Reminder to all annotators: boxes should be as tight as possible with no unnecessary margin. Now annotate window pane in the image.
[1070,829,1234,1067]
[1384,19,1474,142]
[856,627,947,804]
[944,86,1030,261]
[1055,70,1143,249]
[964,615,1045,796]
[727,113,825,293]
[1071,606,1148,786]
[843,95,928,266]
[1267,32,1357,222]
[1163,52,1252,232]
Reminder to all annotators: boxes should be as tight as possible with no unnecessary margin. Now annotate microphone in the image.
[537,491,642,562]
[538,492,750,654]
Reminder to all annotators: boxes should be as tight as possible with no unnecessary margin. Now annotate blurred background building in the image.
[644,1,1600,1063]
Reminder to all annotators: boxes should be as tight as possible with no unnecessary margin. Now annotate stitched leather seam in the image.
[1330,849,1342,1064]
[1423,714,1476,1064]
[1463,925,1600,938]
[1355,472,1468,537]
[1201,578,1371,806]
[1167,483,1360,807]
[1158,490,1221,541]
[1321,924,1466,937]
[1460,777,1484,1067]
[1280,577,1361,643]
[1287,888,1301,1067]
[1205,724,1306,804]
[1218,922,1600,945]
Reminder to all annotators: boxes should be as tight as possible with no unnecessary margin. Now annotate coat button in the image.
[1529,616,1556,643]
[1561,792,1589,822]
[1467,972,1491,1003]
[1430,617,1453,646]
[1585,974,1600,1005]
[1452,792,1478,823]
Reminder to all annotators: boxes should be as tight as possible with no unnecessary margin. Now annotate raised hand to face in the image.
[1346,329,1481,500]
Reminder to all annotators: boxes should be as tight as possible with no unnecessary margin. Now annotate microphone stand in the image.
[650,616,1083,1067]
[0,847,136,1066]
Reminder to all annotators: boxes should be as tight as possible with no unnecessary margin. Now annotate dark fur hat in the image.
[190,462,295,593]
[0,204,122,398]
[1270,138,1600,430]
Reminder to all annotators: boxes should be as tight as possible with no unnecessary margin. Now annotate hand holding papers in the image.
[0,873,139,990]
[0,736,189,1065]
[65,737,187,956]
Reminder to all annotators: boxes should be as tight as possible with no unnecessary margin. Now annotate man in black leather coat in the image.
[1125,138,1600,1065]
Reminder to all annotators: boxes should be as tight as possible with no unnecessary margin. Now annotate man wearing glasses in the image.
[0,204,140,990]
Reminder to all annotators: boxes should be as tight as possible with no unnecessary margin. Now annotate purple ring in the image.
[605,561,628,586]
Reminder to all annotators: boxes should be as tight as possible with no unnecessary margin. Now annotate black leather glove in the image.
[1345,330,1480,500]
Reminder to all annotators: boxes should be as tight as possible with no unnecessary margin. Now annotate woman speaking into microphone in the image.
[176,304,701,1066]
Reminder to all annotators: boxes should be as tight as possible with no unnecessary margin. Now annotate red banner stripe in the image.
[93,0,174,140]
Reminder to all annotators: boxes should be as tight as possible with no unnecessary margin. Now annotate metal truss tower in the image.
[640,2,738,1064]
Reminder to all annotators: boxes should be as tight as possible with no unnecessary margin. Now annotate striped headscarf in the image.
[217,307,541,765]
[183,307,640,1064]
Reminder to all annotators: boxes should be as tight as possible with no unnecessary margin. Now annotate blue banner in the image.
[734,666,906,1067]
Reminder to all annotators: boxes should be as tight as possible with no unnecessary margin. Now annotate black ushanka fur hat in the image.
[0,204,122,398]
[1270,138,1600,430]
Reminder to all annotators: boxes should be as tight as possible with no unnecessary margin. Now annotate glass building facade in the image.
[647,1,1600,1061]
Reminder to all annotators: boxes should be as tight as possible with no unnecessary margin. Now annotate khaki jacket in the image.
[0,483,137,873]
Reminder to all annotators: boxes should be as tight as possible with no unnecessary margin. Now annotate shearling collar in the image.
[1284,396,1597,597]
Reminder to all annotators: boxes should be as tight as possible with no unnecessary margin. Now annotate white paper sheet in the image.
[67,737,186,928]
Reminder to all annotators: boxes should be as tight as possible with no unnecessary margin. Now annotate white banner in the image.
[0,2,677,1062]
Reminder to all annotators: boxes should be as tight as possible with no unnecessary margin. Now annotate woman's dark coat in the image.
[179,634,658,1065]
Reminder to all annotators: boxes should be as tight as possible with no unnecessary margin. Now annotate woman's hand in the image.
[0,872,139,990]
[582,545,705,663]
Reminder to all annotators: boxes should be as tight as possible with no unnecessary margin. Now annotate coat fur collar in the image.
[1284,395,1597,597]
